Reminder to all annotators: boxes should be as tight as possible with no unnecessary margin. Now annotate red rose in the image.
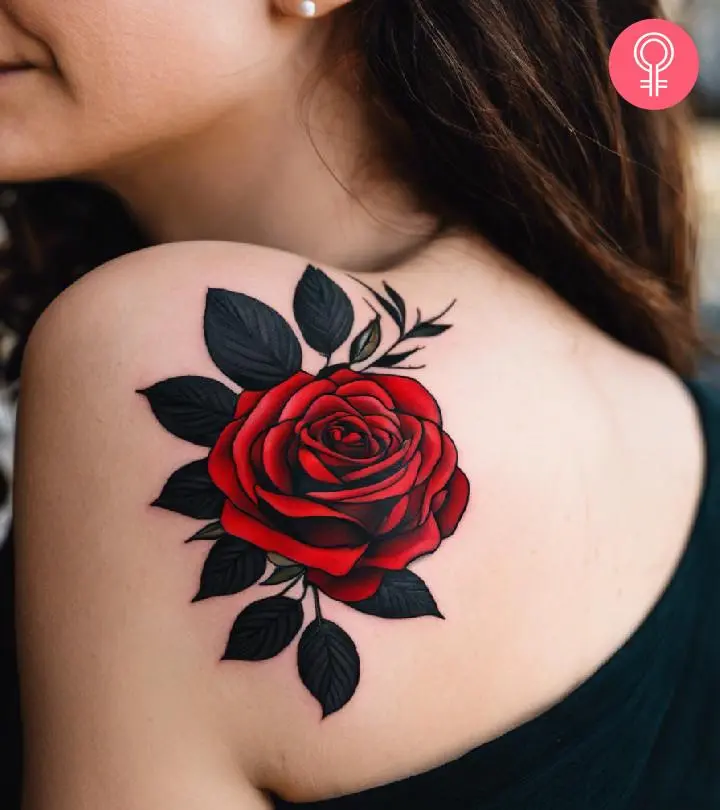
[208,369,469,603]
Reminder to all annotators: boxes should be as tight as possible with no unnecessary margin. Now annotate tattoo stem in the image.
[427,299,457,325]
[361,298,455,372]
[279,574,304,598]
[313,586,323,622]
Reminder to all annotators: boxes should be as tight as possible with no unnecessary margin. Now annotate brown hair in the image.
[0,0,698,383]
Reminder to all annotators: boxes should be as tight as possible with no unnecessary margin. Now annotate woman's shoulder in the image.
[16,239,709,808]
[26,241,321,350]
[17,239,482,806]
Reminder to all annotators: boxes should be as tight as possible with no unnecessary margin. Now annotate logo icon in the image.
[634,32,674,97]
[609,19,699,110]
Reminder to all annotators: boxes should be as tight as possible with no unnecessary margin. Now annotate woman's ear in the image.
[273,0,353,20]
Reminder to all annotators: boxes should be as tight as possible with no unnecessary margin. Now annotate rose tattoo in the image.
[140,266,469,717]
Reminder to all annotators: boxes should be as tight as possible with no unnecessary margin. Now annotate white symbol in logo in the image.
[634,32,675,97]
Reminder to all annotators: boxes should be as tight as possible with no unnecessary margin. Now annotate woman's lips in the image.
[0,61,35,73]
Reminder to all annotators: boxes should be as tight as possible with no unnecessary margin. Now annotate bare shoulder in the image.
[16,240,471,806]
[17,242,326,810]
[15,239,705,807]
[25,241,318,355]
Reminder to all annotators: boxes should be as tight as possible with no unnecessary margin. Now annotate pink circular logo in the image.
[609,19,699,110]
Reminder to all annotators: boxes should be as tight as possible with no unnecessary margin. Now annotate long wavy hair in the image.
[0,0,699,387]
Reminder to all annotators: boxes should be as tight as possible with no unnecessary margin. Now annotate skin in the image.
[5,1,707,808]
[0,0,432,269]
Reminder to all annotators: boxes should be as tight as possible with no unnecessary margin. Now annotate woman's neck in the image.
[92,72,437,273]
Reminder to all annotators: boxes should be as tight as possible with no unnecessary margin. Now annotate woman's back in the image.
[280,380,720,810]
[14,238,714,809]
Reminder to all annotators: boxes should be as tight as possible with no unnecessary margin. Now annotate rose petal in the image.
[300,395,364,427]
[256,487,366,526]
[420,432,459,521]
[307,567,385,602]
[335,380,395,409]
[328,369,364,387]
[430,490,447,513]
[341,441,409,483]
[378,495,410,534]
[250,432,268,487]
[366,374,442,424]
[345,395,401,426]
[261,421,297,493]
[234,390,266,419]
[398,414,424,449]
[341,414,422,484]
[305,413,371,441]
[278,379,337,421]
[299,428,385,468]
[232,428,261,505]
[221,501,367,576]
[345,453,423,504]
[416,420,443,485]
[360,515,442,569]
[233,373,312,502]
[396,487,425,533]
[363,413,403,437]
[298,447,342,485]
[257,489,382,535]
[309,454,422,503]
[329,501,385,532]
[367,430,398,456]
[292,517,370,548]
[435,469,470,537]
[208,421,259,515]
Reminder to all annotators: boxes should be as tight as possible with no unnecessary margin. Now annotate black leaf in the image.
[187,521,226,542]
[382,282,406,330]
[350,570,443,619]
[223,596,304,661]
[262,564,305,586]
[193,536,267,601]
[371,348,423,368]
[293,266,354,358]
[204,288,302,391]
[152,458,225,520]
[353,278,404,330]
[298,619,360,717]
[350,315,382,364]
[405,323,453,340]
[139,376,237,447]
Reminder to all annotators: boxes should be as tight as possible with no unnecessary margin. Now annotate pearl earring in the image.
[298,0,317,17]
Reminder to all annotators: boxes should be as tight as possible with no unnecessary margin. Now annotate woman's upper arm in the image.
[14,247,275,810]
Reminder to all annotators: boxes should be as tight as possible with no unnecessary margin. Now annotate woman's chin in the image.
[0,133,102,185]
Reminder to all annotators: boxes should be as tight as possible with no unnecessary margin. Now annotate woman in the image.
[4,0,718,808]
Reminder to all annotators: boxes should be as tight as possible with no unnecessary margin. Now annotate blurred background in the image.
[689,0,720,311]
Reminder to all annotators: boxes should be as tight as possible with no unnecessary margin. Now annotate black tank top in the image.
[273,379,720,810]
